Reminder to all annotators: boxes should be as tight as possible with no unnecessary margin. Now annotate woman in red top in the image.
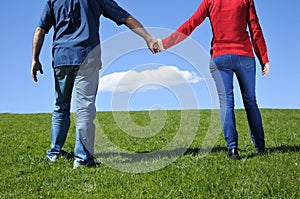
[155,0,270,158]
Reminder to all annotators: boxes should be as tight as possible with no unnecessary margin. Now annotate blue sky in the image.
[0,0,299,113]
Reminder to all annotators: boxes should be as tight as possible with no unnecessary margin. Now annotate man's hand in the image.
[31,60,44,82]
[262,62,270,76]
[146,37,158,54]
[31,27,46,82]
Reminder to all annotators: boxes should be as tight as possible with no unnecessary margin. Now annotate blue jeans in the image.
[210,54,265,151]
[46,64,100,163]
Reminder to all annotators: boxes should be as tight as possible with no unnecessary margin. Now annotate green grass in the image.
[0,109,299,198]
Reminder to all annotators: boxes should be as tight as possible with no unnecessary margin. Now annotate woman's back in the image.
[207,0,254,58]
[162,0,268,66]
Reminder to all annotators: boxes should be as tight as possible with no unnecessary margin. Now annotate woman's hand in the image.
[262,62,270,76]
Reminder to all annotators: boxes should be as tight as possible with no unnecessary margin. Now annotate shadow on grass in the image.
[61,150,74,160]
[184,146,227,156]
[91,145,300,162]
[241,145,300,159]
[92,146,228,163]
[268,145,300,153]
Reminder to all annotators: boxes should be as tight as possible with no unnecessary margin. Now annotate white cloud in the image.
[99,66,203,93]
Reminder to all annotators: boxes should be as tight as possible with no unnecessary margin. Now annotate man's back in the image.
[38,0,129,67]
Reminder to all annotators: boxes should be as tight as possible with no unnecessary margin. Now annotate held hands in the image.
[153,39,164,53]
[146,38,164,54]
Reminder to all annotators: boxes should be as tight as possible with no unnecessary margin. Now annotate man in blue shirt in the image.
[31,0,157,169]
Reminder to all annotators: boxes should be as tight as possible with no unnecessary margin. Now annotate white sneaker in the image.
[46,154,60,162]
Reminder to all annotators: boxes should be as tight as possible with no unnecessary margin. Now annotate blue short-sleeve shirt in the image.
[38,0,130,67]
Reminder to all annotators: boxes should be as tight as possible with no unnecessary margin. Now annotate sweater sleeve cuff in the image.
[162,38,169,50]
[261,55,269,66]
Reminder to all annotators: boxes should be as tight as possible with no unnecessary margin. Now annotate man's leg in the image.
[73,64,100,167]
[46,66,78,162]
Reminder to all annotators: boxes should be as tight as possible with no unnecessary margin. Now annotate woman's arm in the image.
[247,0,269,70]
[162,1,208,50]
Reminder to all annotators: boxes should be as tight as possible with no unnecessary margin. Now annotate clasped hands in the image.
[147,38,164,54]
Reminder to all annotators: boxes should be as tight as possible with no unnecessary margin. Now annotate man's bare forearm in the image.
[32,27,46,61]
[31,27,45,82]
[123,16,153,42]
[123,16,156,53]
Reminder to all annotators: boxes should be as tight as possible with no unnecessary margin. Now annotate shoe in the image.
[46,150,70,163]
[46,154,59,163]
[227,148,239,159]
[73,159,100,169]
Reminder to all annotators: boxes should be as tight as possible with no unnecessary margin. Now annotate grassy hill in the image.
[0,109,299,198]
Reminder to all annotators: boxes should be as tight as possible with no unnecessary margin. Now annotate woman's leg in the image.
[234,55,265,152]
[210,55,238,151]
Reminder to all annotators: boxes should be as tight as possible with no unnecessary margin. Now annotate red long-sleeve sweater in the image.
[162,0,269,66]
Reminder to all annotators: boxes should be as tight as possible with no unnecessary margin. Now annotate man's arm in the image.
[31,27,45,82]
[123,16,157,53]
